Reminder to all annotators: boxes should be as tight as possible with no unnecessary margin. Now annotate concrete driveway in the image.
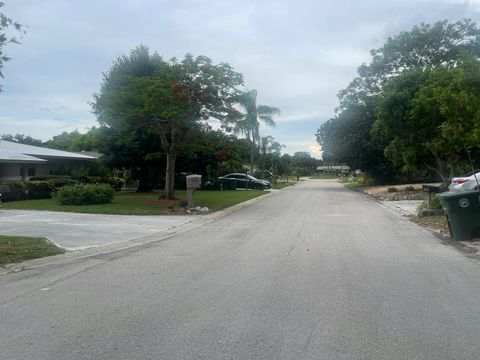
[0,210,196,250]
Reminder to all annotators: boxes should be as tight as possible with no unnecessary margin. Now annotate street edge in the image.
[347,185,480,262]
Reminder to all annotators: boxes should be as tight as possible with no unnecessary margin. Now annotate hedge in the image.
[73,176,125,191]
[53,183,115,205]
[0,181,55,202]
[29,176,77,188]
[24,181,56,199]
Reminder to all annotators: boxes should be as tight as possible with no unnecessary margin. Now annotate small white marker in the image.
[40,288,50,291]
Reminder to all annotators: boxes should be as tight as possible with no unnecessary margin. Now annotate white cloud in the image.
[2,0,480,153]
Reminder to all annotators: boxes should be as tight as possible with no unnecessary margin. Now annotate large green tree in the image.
[338,19,480,109]
[234,89,280,174]
[93,46,244,199]
[373,56,480,187]
[46,128,101,152]
[317,19,480,181]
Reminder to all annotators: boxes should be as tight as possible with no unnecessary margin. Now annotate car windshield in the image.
[247,175,258,181]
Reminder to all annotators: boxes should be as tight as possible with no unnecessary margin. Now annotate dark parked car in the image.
[218,173,271,190]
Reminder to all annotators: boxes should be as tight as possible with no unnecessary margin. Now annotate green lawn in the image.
[0,235,65,266]
[343,181,365,190]
[1,190,267,215]
[273,182,295,189]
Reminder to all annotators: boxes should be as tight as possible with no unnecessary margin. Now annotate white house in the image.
[316,165,351,175]
[0,140,95,182]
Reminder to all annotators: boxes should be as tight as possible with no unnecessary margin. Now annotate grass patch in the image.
[0,235,65,266]
[1,190,267,215]
[344,181,365,190]
[273,182,294,189]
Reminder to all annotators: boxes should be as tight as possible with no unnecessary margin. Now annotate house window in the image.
[27,168,36,177]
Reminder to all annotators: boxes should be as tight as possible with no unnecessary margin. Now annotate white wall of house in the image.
[0,163,50,181]
[30,163,50,178]
[0,163,22,181]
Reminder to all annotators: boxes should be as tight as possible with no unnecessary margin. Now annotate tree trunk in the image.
[250,140,255,175]
[427,154,453,191]
[162,149,177,200]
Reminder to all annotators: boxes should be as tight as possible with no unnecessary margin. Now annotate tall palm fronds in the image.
[234,89,280,174]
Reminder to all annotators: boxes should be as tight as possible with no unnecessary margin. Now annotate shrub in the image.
[72,176,125,191]
[24,181,55,199]
[105,177,125,191]
[404,186,416,192]
[387,187,398,193]
[0,182,26,202]
[428,194,443,210]
[356,174,375,186]
[30,176,77,188]
[53,183,115,205]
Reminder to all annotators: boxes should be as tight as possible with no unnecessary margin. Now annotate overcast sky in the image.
[1,0,480,157]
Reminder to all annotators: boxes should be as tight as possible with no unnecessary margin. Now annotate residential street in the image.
[2,180,480,360]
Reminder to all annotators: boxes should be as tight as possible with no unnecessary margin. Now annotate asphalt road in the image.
[1,180,480,360]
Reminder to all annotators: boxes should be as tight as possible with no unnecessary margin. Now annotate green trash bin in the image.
[437,190,480,240]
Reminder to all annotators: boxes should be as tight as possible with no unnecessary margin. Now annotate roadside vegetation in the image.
[1,190,267,215]
[0,235,64,266]
[273,181,294,189]
[316,19,480,187]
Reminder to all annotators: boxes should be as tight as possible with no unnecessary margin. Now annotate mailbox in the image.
[186,175,202,189]
[422,185,440,193]
[186,175,202,208]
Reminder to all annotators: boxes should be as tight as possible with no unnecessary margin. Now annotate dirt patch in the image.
[363,183,440,201]
[140,199,190,215]
[142,199,181,206]
[410,215,450,237]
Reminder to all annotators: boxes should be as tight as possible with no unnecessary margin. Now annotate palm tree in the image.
[235,89,280,174]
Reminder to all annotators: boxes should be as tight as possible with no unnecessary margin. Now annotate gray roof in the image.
[0,140,95,163]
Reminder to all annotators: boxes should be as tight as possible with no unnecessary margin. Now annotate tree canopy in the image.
[316,19,480,183]
[1,133,43,146]
[373,55,480,185]
[92,46,244,198]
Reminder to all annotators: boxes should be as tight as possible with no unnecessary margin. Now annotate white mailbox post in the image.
[186,174,202,208]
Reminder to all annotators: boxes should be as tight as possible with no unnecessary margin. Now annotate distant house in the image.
[0,140,95,182]
[317,165,351,175]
